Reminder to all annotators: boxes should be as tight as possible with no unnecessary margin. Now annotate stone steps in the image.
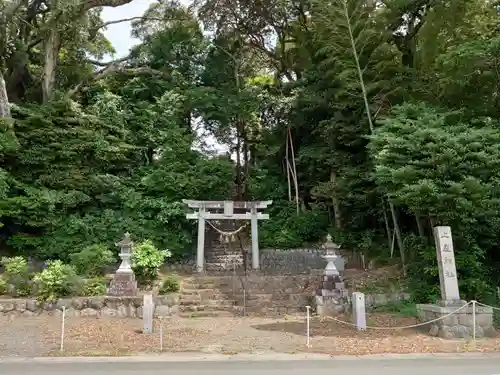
[205,255,243,261]
[179,276,245,318]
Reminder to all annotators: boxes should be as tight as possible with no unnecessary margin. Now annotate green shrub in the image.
[132,240,171,285]
[0,277,6,295]
[260,202,329,248]
[69,244,115,277]
[0,256,32,296]
[159,275,180,294]
[33,260,81,302]
[81,278,108,296]
[372,300,418,317]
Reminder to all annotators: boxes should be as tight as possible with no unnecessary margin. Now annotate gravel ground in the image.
[0,312,499,357]
[0,314,60,357]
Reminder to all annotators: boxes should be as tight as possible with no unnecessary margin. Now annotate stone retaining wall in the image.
[257,248,344,274]
[167,247,349,274]
[0,295,179,318]
[416,303,496,339]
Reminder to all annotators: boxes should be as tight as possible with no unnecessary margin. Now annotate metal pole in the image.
[472,300,476,342]
[306,305,311,348]
[60,306,66,352]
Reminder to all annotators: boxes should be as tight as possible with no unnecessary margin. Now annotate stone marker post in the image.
[352,292,367,330]
[108,232,138,297]
[143,294,154,334]
[434,226,461,304]
[416,226,495,339]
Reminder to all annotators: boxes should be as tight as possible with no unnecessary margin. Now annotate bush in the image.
[159,275,180,294]
[260,202,329,248]
[372,300,418,317]
[81,278,108,296]
[70,244,115,277]
[33,260,81,302]
[0,277,6,295]
[132,240,171,285]
[0,256,32,296]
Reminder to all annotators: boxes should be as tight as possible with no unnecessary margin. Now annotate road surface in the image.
[1,355,500,375]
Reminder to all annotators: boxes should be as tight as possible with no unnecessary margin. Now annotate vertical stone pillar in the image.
[143,294,154,334]
[434,226,460,303]
[196,207,206,273]
[352,292,367,330]
[251,205,260,270]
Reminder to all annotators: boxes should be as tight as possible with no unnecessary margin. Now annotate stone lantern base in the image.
[108,271,138,297]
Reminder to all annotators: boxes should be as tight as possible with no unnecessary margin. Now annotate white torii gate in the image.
[183,200,273,272]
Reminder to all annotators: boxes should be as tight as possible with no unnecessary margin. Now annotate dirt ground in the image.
[1,312,500,357]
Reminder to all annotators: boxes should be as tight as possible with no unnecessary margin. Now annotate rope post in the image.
[305,305,311,348]
[60,306,66,352]
[243,289,246,317]
[471,300,476,342]
[159,317,163,352]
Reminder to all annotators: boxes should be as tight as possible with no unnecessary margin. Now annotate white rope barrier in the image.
[316,301,472,330]
[476,301,500,311]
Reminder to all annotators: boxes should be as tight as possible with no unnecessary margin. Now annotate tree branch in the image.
[67,57,170,98]
[81,0,134,13]
[87,16,165,40]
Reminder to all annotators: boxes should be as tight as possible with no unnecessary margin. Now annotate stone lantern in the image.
[315,234,348,315]
[108,232,138,297]
[116,232,133,274]
[322,234,340,277]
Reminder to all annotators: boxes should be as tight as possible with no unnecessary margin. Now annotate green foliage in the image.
[159,275,180,294]
[0,277,6,295]
[81,278,108,297]
[0,256,32,297]
[260,202,329,248]
[33,260,81,302]
[69,244,115,277]
[132,240,171,285]
[370,103,500,300]
[372,300,418,318]
[1,0,500,306]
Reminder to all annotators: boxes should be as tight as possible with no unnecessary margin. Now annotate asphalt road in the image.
[1,356,500,375]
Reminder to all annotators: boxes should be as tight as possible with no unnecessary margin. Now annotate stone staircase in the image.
[178,276,241,317]
[178,275,308,318]
[204,221,247,273]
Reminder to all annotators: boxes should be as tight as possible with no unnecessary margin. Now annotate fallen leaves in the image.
[1,312,500,357]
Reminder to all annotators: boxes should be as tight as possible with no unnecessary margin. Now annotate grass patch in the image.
[372,300,418,317]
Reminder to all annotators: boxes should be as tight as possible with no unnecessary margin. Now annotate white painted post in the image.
[472,300,476,342]
[196,208,206,273]
[60,306,66,352]
[159,317,163,351]
[306,305,311,347]
[251,206,259,270]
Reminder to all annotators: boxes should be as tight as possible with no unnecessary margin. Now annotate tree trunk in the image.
[381,198,393,254]
[330,171,342,229]
[42,28,60,103]
[0,73,10,118]
[389,200,405,268]
[415,212,425,238]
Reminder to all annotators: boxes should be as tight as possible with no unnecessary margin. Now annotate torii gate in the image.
[183,200,273,272]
